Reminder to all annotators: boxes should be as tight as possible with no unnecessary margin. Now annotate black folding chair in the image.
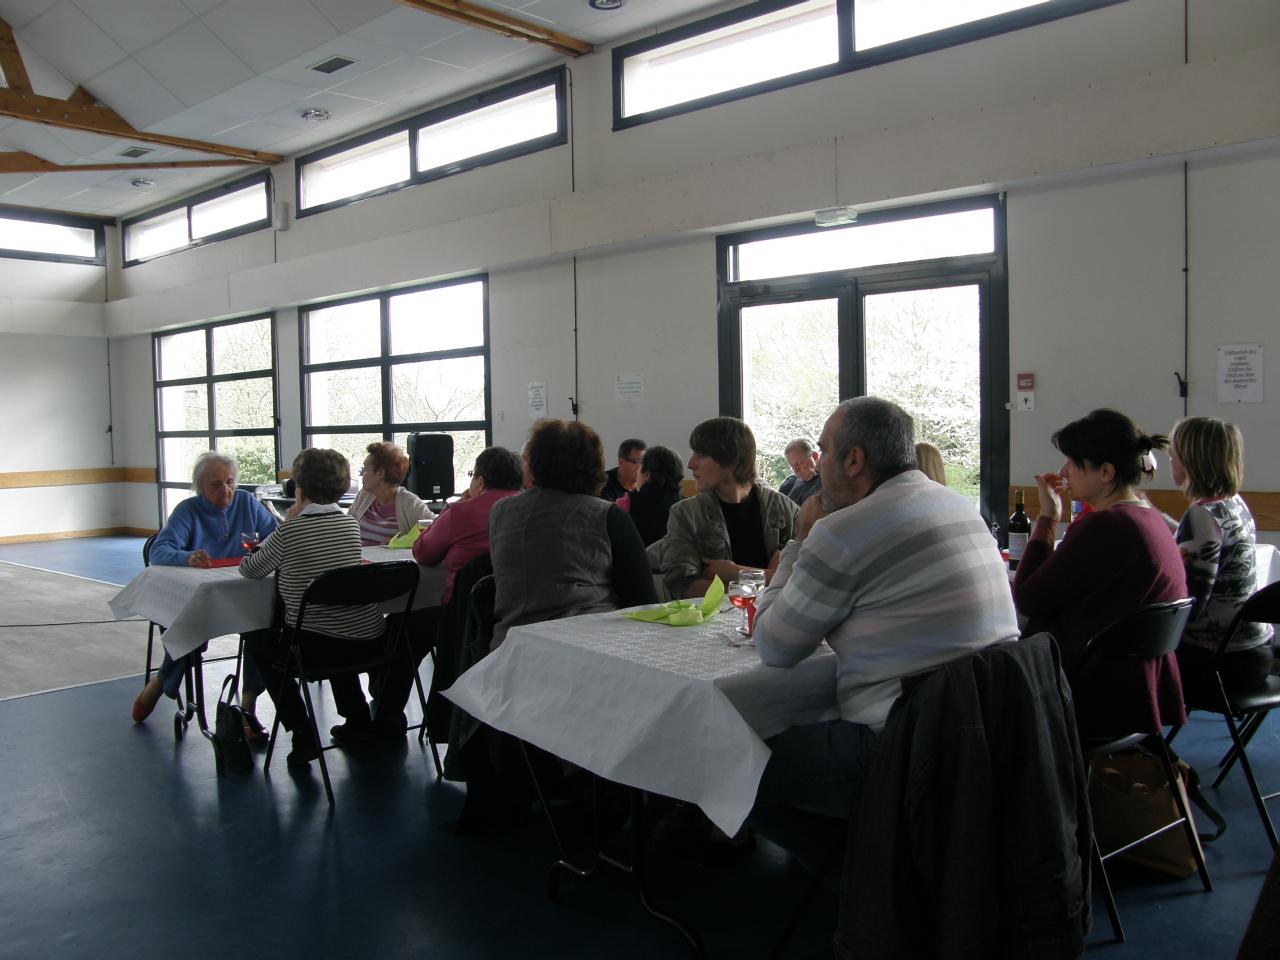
[1167,580,1280,850]
[262,560,429,807]
[1079,598,1211,943]
[141,533,244,741]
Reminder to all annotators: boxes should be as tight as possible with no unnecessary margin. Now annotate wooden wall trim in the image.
[1009,487,1280,531]
[0,467,158,489]
[0,526,156,545]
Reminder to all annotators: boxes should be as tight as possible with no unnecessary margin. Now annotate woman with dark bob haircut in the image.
[616,445,685,546]
[413,446,524,604]
[488,420,656,648]
[1014,409,1188,738]
[242,449,412,764]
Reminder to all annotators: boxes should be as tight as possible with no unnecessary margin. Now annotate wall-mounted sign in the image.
[528,381,546,419]
[615,373,643,402]
[1217,343,1263,404]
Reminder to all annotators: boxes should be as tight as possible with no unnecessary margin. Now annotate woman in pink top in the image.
[412,446,523,602]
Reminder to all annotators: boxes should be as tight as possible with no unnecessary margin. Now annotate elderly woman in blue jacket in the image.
[131,452,278,735]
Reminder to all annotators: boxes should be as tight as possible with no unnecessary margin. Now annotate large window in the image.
[615,0,1123,126]
[300,277,490,492]
[153,315,279,520]
[0,207,103,264]
[717,197,1008,527]
[124,172,271,265]
[297,68,567,216]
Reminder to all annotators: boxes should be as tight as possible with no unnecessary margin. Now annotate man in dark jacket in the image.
[600,438,645,501]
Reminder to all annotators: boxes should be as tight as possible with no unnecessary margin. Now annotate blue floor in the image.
[1,538,1276,958]
[0,534,146,586]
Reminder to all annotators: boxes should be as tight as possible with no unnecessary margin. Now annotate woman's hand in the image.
[187,549,213,568]
[1033,472,1065,523]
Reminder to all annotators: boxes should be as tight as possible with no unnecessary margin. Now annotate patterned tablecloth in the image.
[108,546,446,660]
[445,607,839,836]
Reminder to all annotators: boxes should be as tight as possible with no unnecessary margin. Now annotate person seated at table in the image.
[490,420,656,649]
[131,451,278,734]
[915,440,946,485]
[752,397,1018,817]
[1164,417,1273,706]
[600,438,646,502]
[413,446,523,605]
[662,417,798,600]
[242,448,410,765]
[616,445,684,547]
[348,441,433,546]
[1014,408,1187,737]
[778,438,821,506]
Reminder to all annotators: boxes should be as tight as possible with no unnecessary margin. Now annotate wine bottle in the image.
[1008,489,1030,571]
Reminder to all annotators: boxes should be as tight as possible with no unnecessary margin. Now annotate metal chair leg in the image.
[299,672,334,807]
[1092,834,1124,943]
[1222,709,1278,849]
[1155,740,1214,891]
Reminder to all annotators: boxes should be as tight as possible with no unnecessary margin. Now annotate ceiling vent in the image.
[309,55,357,75]
[118,146,154,159]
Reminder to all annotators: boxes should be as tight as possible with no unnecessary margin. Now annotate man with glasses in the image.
[600,438,646,502]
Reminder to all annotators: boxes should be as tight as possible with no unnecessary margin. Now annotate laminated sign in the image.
[1217,343,1263,404]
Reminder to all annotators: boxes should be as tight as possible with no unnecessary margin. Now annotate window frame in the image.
[123,170,272,267]
[296,67,569,219]
[152,313,281,519]
[298,275,492,466]
[613,0,1126,129]
[716,194,1010,531]
[0,204,106,265]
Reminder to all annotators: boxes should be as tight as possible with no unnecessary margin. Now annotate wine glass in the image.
[240,530,260,554]
[726,581,752,637]
[737,569,765,636]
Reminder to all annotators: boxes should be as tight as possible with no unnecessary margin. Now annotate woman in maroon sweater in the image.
[1014,409,1188,738]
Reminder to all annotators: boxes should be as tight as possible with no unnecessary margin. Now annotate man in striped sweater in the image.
[752,397,1019,816]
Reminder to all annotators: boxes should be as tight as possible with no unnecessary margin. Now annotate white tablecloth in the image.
[1257,543,1278,587]
[109,546,446,660]
[444,608,839,837]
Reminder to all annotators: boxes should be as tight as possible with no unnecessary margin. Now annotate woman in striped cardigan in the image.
[242,448,389,768]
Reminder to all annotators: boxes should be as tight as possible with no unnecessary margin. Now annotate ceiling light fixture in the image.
[814,206,857,228]
[300,107,332,123]
[130,178,156,190]
[588,0,625,9]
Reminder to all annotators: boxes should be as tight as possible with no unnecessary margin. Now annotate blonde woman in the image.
[915,442,946,485]
[1167,417,1273,707]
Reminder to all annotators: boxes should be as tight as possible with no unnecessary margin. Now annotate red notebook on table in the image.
[207,556,244,568]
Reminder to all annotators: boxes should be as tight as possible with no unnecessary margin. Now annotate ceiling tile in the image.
[0,1,59,29]
[262,35,403,89]
[349,6,462,55]
[45,185,132,213]
[0,172,40,196]
[14,36,77,98]
[45,125,115,157]
[20,1,128,82]
[2,174,99,204]
[518,0,618,32]
[474,46,559,84]
[309,0,397,34]
[0,122,83,163]
[85,58,187,128]
[133,20,255,107]
[255,90,379,133]
[214,120,304,150]
[202,0,338,74]
[73,0,195,55]
[420,27,527,69]
[179,0,221,15]
[198,75,319,120]
[328,54,465,104]
[143,107,246,139]
[30,167,119,188]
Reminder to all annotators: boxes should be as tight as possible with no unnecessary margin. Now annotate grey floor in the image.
[0,537,1275,958]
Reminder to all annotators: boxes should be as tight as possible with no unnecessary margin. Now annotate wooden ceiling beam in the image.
[0,17,32,92]
[0,151,258,174]
[0,87,283,164]
[395,0,593,57]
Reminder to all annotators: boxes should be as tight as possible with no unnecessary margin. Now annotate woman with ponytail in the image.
[1014,408,1189,737]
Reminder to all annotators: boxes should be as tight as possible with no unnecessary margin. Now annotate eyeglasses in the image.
[624,457,644,465]
[467,470,475,477]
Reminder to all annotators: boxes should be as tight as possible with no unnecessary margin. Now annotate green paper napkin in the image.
[386,525,422,550]
[624,576,724,627]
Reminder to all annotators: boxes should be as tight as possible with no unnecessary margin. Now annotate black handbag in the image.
[212,674,254,776]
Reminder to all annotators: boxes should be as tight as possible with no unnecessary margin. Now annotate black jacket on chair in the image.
[836,634,1092,960]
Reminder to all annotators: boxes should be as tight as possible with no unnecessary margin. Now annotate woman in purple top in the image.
[1014,409,1188,738]
[131,452,278,734]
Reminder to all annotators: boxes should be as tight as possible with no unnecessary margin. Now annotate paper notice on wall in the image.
[1217,344,1263,404]
[528,382,546,419]
[615,373,643,402]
